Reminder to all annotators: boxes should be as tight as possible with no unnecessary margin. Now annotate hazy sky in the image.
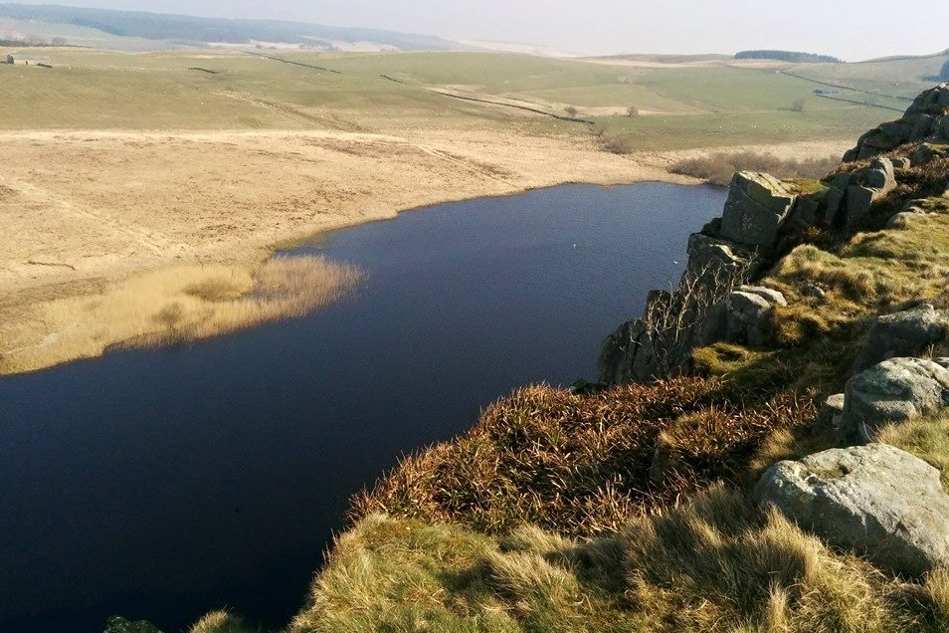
[14,0,949,60]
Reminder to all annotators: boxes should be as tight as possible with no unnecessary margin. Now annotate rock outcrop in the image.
[845,83,949,161]
[819,157,899,230]
[755,443,949,576]
[719,172,796,249]
[841,357,949,442]
[854,304,949,371]
[600,83,939,385]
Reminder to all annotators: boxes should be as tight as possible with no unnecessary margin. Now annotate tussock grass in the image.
[0,256,363,374]
[878,414,949,488]
[671,151,840,186]
[295,488,949,633]
[189,610,254,633]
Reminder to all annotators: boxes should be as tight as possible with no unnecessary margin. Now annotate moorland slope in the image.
[161,83,949,633]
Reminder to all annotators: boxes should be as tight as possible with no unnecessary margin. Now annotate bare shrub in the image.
[671,151,840,185]
[791,97,806,112]
[626,105,640,117]
[639,261,752,377]
[598,133,636,154]
[564,105,579,117]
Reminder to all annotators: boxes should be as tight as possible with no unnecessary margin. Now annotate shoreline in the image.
[0,130,849,376]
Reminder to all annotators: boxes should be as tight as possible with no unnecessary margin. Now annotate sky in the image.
[11,0,949,60]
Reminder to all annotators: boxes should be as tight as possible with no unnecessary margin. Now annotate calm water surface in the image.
[0,183,725,632]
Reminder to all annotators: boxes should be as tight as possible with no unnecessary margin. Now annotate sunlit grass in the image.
[0,256,363,374]
[286,487,949,633]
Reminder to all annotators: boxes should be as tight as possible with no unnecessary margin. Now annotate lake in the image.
[0,182,725,633]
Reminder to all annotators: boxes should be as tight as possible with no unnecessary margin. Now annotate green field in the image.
[0,47,929,151]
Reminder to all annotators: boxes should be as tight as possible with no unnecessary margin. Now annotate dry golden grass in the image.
[189,610,253,633]
[289,487,949,633]
[0,256,362,374]
[878,414,949,488]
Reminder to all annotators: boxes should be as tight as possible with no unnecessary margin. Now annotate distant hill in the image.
[0,3,463,50]
[593,53,732,64]
[735,50,841,64]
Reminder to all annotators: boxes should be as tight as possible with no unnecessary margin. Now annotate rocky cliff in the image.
[600,82,949,385]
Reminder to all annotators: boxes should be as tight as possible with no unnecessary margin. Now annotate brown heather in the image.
[350,378,818,537]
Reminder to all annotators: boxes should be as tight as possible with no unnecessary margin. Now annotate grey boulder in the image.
[719,172,796,249]
[721,286,786,347]
[842,357,949,442]
[755,443,949,576]
[854,304,948,371]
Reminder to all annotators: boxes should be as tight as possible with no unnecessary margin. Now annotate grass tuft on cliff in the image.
[291,487,949,633]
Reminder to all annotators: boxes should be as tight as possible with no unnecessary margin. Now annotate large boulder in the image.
[719,172,796,249]
[864,157,896,190]
[841,158,898,229]
[755,444,949,576]
[722,285,786,347]
[854,304,949,371]
[841,357,949,442]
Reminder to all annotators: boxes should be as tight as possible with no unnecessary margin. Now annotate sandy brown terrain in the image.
[0,127,849,374]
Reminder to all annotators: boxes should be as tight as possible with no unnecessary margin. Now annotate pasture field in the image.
[0,47,902,143]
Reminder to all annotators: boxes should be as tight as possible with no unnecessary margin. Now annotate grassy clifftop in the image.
[146,90,949,633]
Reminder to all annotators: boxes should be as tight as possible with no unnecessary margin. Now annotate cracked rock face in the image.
[842,357,949,442]
[755,444,949,576]
[719,172,796,248]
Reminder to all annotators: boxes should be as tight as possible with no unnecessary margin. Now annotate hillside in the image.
[0,4,462,50]
[132,83,949,633]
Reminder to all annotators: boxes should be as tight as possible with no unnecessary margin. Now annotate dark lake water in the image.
[0,182,724,633]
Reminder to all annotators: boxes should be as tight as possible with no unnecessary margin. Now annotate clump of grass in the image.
[878,414,949,488]
[189,611,254,633]
[671,151,840,186]
[298,488,949,633]
[622,486,935,632]
[0,256,364,375]
[692,342,773,378]
[597,132,637,154]
[653,390,818,484]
